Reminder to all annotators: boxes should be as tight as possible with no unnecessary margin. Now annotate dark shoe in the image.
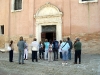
[19,63,21,64]
[53,59,56,61]
[22,63,25,64]
[74,62,77,64]
[26,59,28,60]
[54,59,58,61]
[79,62,81,64]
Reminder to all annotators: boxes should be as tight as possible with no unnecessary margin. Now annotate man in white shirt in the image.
[31,38,39,62]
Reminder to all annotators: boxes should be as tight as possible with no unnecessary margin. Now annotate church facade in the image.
[0,0,100,52]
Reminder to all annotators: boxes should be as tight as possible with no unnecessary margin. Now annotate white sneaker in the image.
[66,63,68,65]
[62,63,65,66]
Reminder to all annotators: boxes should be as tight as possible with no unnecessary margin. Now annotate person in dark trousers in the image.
[59,40,62,59]
[9,40,14,62]
[53,39,59,61]
[74,38,82,64]
[31,38,39,62]
[67,37,73,60]
[39,41,44,59]
[17,36,25,64]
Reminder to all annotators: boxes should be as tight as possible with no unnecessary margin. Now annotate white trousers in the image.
[48,52,53,61]
[24,48,28,59]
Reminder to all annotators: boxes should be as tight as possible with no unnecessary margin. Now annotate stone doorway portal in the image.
[34,3,63,42]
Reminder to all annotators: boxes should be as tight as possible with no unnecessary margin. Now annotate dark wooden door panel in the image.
[41,32,46,42]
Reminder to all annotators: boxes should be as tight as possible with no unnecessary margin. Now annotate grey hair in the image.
[63,38,66,42]
[76,38,80,41]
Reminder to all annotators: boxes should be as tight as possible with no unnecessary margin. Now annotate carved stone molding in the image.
[36,17,62,24]
[34,2,62,19]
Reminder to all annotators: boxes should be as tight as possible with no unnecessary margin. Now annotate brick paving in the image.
[0,52,100,75]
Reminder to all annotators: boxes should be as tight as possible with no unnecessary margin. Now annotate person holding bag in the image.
[60,38,70,66]
[31,38,39,62]
[9,40,14,62]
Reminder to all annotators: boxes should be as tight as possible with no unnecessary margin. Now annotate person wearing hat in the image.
[74,38,82,64]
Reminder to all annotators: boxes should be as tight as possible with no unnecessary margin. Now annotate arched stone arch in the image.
[35,2,62,17]
[34,2,63,42]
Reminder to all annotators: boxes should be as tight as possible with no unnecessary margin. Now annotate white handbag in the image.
[7,46,11,51]
[32,46,37,51]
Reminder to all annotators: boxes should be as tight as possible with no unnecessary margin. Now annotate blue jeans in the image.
[62,50,68,61]
[68,49,71,60]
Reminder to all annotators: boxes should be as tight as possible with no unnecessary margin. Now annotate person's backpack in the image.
[54,41,59,49]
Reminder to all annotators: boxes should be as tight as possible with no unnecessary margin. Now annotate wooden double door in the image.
[41,25,56,42]
[41,32,56,42]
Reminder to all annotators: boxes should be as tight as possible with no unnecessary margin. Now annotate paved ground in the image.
[0,52,100,75]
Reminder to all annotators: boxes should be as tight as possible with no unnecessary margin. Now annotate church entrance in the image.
[34,3,62,42]
[41,25,56,42]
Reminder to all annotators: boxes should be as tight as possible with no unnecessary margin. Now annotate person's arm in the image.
[17,42,18,47]
[11,44,14,50]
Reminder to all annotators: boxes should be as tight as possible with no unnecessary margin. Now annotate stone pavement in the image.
[0,52,100,75]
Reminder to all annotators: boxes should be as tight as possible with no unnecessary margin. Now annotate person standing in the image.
[53,39,59,61]
[17,36,25,64]
[24,40,28,60]
[39,41,44,59]
[59,40,62,59]
[9,40,14,62]
[67,37,73,60]
[60,38,70,66]
[74,38,82,64]
[48,41,53,62]
[44,39,50,60]
[31,38,39,62]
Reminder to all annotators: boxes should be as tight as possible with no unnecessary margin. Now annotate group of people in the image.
[8,37,28,64]
[8,36,82,66]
